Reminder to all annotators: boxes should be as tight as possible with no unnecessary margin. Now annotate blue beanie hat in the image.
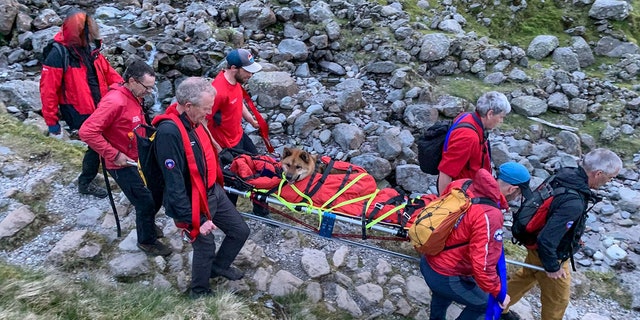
[498,162,530,185]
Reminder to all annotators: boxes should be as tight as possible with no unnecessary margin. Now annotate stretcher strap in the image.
[366,203,406,229]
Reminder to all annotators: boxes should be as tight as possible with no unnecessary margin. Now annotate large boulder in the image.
[0,0,19,36]
[527,35,559,60]
[588,0,631,21]
[246,72,299,109]
[238,0,277,31]
[510,96,548,116]
[419,33,450,62]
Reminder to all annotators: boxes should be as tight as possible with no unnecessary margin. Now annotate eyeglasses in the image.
[135,79,155,91]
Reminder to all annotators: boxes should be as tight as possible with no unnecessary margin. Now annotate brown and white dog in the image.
[280,147,317,183]
[281,147,348,183]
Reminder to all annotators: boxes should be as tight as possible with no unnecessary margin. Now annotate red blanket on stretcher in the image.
[230,155,436,228]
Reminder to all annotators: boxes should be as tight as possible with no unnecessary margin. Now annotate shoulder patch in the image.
[566,221,574,230]
[164,159,175,169]
[494,229,504,242]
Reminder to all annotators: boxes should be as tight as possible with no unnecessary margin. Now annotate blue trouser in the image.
[108,166,159,244]
[191,184,250,294]
[79,147,100,187]
[420,256,488,320]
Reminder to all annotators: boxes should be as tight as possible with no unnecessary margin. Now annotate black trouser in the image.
[226,133,269,215]
[107,166,159,245]
[78,147,101,187]
[191,184,250,294]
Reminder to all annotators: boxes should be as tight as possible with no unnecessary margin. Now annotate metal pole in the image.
[227,186,547,272]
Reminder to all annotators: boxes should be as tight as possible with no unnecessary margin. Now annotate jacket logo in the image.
[132,116,140,123]
[164,159,175,169]
[230,98,238,104]
[494,229,504,242]
[566,221,574,229]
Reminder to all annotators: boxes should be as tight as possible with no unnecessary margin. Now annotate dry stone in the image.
[0,205,35,238]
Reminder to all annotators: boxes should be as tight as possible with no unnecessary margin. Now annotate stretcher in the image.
[225,154,437,239]
[224,153,546,272]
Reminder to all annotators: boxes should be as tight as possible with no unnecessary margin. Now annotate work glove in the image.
[48,123,63,139]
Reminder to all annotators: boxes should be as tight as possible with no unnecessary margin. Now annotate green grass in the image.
[0,113,85,180]
[584,270,633,309]
[0,262,260,320]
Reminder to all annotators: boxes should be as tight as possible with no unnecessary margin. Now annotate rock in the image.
[510,96,548,116]
[571,37,595,68]
[46,230,88,265]
[335,78,365,112]
[269,270,304,296]
[175,55,201,76]
[76,207,103,227]
[403,104,439,128]
[594,36,640,58]
[617,187,640,212]
[588,0,631,21]
[306,282,323,303]
[238,0,276,31]
[378,127,403,159]
[332,245,349,267]
[356,283,384,304]
[108,252,151,279]
[350,154,392,180]
[556,130,582,156]
[419,33,451,62]
[277,39,309,61]
[246,71,299,109]
[527,35,559,60]
[318,61,346,76]
[484,72,507,85]
[366,61,396,74]
[301,248,331,278]
[552,47,581,72]
[309,1,335,22]
[332,123,364,151]
[395,164,433,193]
[0,0,19,36]
[0,80,42,113]
[32,9,62,30]
[335,284,362,317]
[548,92,570,111]
[438,19,463,34]
[406,275,430,304]
[0,205,35,239]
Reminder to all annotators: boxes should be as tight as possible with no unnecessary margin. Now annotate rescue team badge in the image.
[165,159,175,169]
[494,229,504,242]
[566,221,574,229]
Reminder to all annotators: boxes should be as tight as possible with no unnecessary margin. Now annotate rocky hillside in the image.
[1,0,640,319]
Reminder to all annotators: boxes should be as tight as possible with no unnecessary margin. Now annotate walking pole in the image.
[505,258,545,271]
[101,157,121,237]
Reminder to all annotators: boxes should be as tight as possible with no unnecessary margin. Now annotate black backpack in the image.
[511,174,582,246]
[417,114,481,175]
[133,124,165,210]
[40,40,70,98]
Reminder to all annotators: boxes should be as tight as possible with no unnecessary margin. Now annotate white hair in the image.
[582,148,622,175]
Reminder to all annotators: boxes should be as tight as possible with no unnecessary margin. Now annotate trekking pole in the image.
[505,259,545,271]
[101,158,121,237]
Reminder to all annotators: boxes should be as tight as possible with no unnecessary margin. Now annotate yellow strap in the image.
[366,203,406,229]
[320,173,370,209]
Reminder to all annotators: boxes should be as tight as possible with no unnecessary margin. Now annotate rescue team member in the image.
[421,162,531,320]
[79,60,170,256]
[502,149,621,320]
[207,48,269,216]
[437,91,511,194]
[40,9,123,198]
[153,77,250,299]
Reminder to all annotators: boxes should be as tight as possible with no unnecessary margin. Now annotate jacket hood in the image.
[468,168,509,209]
[152,103,179,126]
[55,11,90,47]
[553,166,591,195]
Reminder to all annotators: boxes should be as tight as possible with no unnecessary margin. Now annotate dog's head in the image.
[281,147,316,183]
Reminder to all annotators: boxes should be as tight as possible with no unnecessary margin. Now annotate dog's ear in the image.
[282,147,292,158]
[299,150,313,164]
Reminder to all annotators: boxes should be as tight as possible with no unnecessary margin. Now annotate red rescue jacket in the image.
[426,169,508,297]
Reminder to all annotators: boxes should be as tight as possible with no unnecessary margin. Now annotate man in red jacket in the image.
[421,162,531,320]
[79,60,170,256]
[437,91,511,194]
[207,48,269,216]
[40,9,123,198]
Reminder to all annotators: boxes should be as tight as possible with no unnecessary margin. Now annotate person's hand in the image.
[499,294,511,309]
[546,268,566,279]
[114,153,134,167]
[199,220,217,235]
[48,123,63,139]
[250,119,259,129]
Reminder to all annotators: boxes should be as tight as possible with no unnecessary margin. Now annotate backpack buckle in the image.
[374,202,384,210]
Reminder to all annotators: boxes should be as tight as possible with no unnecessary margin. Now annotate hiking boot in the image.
[189,289,214,300]
[79,182,108,199]
[211,265,244,280]
[501,311,522,320]
[137,240,172,257]
[154,224,164,238]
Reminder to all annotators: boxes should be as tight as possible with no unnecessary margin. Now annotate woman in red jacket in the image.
[421,163,530,320]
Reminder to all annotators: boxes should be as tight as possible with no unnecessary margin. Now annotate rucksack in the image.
[510,174,582,247]
[408,180,498,256]
[417,114,481,175]
[133,124,165,209]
